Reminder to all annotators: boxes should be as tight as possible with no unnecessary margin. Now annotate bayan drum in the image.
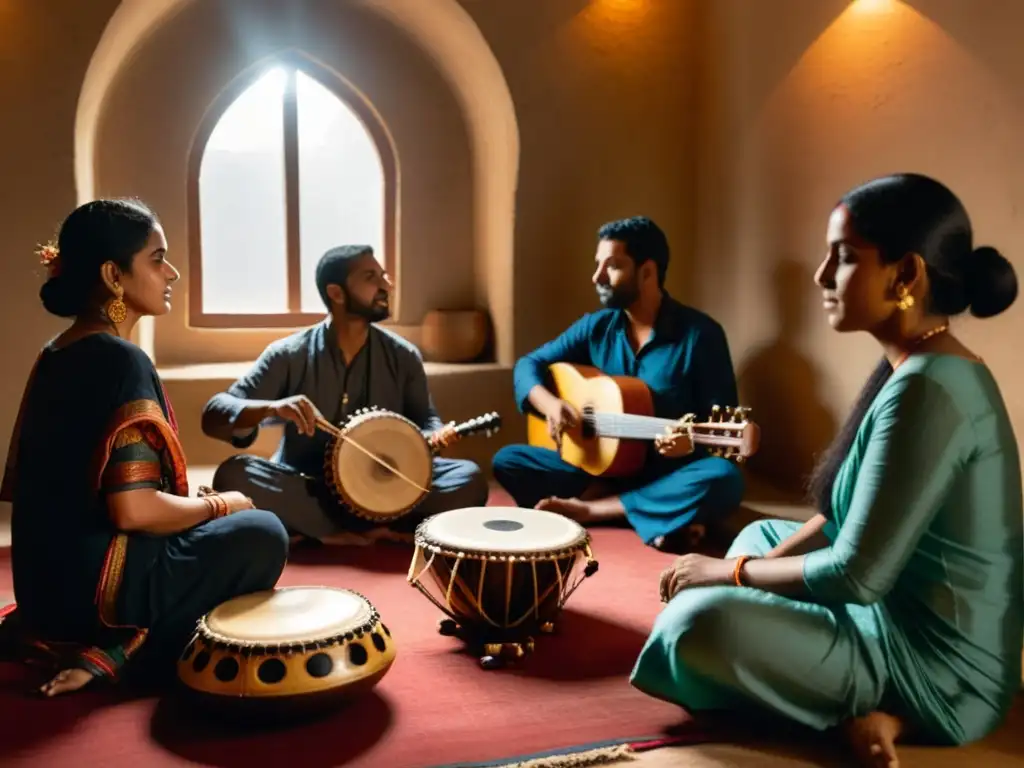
[407,506,599,669]
[177,586,396,720]
[323,409,434,523]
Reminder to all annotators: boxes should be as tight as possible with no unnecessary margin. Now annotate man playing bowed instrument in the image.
[202,245,488,545]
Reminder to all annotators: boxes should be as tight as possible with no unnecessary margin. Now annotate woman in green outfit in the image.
[632,173,1022,767]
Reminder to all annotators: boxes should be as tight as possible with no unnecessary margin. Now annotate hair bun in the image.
[967,246,1017,318]
[39,275,84,318]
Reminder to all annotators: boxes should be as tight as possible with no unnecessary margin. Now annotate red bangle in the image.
[733,555,755,587]
[203,494,230,519]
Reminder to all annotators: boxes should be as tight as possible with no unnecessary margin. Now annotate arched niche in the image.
[76,0,519,365]
[186,51,399,329]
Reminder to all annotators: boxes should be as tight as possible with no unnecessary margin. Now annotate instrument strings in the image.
[314,416,430,494]
[592,413,744,440]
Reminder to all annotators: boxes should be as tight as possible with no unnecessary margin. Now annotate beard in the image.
[596,279,639,309]
[345,288,390,322]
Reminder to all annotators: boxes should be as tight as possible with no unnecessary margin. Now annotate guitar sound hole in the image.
[581,405,596,439]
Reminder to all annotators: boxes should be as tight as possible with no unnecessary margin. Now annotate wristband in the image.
[733,555,756,587]
[203,494,230,520]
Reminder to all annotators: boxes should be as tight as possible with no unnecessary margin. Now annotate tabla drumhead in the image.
[205,587,372,644]
[334,414,432,515]
[419,506,587,554]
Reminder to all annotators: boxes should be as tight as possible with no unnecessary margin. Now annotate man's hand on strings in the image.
[655,415,696,459]
[428,422,458,451]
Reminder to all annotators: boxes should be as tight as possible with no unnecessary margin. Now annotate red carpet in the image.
[0,503,706,767]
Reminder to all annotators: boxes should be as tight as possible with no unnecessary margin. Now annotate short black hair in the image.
[315,244,373,308]
[597,216,669,287]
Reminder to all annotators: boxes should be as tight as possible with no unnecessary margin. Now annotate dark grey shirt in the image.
[202,318,444,476]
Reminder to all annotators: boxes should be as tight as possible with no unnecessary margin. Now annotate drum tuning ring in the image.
[584,561,599,577]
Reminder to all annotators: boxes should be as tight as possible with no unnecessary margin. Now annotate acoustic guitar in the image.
[526,362,760,477]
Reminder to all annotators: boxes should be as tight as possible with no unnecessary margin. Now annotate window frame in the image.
[186,54,398,329]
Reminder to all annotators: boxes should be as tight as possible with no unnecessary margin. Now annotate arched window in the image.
[188,61,395,327]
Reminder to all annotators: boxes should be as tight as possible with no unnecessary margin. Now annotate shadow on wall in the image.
[737,258,837,497]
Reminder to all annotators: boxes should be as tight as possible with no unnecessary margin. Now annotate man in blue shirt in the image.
[492,217,745,550]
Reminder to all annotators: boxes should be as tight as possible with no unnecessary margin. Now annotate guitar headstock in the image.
[693,405,760,462]
[454,411,503,439]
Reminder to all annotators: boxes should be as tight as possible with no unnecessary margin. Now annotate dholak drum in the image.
[177,586,396,720]
[407,506,598,669]
[323,408,433,523]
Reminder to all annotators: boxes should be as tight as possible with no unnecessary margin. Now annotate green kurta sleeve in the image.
[803,370,968,605]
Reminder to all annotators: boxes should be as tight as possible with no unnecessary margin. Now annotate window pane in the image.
[199,68,288,314]
[296,71,386,313]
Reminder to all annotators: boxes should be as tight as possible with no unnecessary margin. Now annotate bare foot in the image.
[535,497,593,522]
[39,667,94,697]
[844,711,904,768]
[652,524,706,553]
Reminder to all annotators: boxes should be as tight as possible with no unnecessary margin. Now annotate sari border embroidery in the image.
[93,399,189,497]
[79,647,118,679]
[91,399,188,655]
[112,426,146,449]
[104,460,163,487]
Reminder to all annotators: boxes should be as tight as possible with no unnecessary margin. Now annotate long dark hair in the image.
[39,198,159,318]
[806,173,1017,515]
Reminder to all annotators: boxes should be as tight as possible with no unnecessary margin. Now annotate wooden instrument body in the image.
[323,408,502,523]
[176,586,395,721]
[526,362,759,477]
[323,409,433,523]
[526,362,655,477]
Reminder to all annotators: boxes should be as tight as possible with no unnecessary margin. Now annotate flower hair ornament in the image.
[37,242,61,277]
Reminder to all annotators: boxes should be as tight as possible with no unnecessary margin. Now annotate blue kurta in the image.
[631,354,1023,745]
[492,293,745,543]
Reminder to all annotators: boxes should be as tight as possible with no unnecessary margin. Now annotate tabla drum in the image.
[323,408,433,522]
[407,506,599,668]
[177,586,396,720]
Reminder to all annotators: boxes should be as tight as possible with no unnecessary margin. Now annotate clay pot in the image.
[420,309,490,362]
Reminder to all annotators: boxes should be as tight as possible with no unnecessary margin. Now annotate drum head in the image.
[205,587,372,645]
[334,412,432,515]
[419,506,587,554]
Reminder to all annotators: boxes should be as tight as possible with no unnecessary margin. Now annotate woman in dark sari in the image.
[0,199,289,696]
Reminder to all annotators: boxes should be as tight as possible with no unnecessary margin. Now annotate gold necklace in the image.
[892,323,949,371]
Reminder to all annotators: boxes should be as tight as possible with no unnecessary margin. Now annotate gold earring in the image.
[104,285,127,324]
[895,283,915,311]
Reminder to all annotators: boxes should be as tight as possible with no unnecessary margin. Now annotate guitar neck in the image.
[590,412,745,449]
[591,412,677,440]
[430,412,501,455]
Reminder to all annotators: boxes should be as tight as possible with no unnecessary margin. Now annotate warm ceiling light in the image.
[590,0,651,16]
[850,0,898,12]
